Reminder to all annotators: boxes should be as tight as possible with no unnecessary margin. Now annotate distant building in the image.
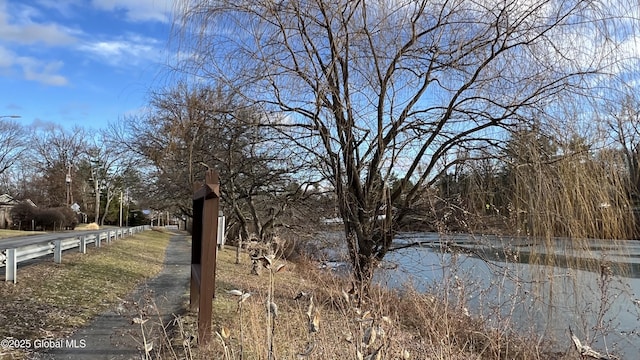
[0,194,18,229]
[0,194,36,229]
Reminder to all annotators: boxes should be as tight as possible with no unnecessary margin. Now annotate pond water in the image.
[317,232,640,358]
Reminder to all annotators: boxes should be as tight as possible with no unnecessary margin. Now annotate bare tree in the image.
[176,0,632,292]
[26,124,88,208]
[605,95,640,202]
[88,121,153,226]
[131,83,320,239]
[0,119,26,177]
[84,142,130,226]
[128,84,240,218]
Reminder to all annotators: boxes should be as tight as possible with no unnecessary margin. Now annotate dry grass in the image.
[0,229,171,358]
[0,229,44,238]
[153,247,574,360]
[0,228,601,359]
[75,222,100,230]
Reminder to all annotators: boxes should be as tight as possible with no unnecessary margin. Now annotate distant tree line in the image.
[0,122,149,229]
[425,126,636,240]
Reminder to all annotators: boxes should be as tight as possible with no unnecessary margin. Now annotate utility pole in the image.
[66,163,73,205]
[125,188,129,227]
[119,190,123,227]
[92,166,100,224]
[94,176,100,224]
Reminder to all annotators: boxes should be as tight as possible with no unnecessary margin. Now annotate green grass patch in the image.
[0,229,171,341]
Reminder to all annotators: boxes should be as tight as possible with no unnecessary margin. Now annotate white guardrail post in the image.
[6,248,17,283]
[54,240,62,263]
[54,238,80,264]
[79,236,87,253]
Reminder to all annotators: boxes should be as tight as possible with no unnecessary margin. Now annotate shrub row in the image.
[11,202,79,231]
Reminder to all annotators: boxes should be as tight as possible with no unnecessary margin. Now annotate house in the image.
[0,194,18,229]
[0,194,36,229]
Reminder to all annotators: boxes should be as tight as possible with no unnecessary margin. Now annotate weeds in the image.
[130,244,584,360]
[226,289,250,359]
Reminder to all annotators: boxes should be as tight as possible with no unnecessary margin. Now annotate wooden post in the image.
[191,170,220,345]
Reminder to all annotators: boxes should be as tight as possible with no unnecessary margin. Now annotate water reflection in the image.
[391,233,640,278]
[319,233,640,359]
[376,232,640,359]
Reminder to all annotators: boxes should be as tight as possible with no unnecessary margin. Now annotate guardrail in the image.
[0,225,151,283]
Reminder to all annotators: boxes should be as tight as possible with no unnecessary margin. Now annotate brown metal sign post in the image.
[191,169,220,344]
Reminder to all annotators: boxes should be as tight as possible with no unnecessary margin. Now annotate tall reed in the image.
[499,128,632,356]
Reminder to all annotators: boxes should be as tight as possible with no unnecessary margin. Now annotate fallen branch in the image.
[569,327,617,360]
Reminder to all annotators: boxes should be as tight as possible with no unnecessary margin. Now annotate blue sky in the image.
[0,0,175,130]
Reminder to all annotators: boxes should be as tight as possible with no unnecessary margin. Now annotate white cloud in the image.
[20,58,68,86]
[0,45,68,86]
[0,45,13,67]
[0,0,168,86]
[0,2,79,45]
[10,22,77,45]
[29,118,58,130]
[78,34,164,67]
[0,2,74,85]
[34,0,83,18]
[91,0,174,23]
[618,34,640,60]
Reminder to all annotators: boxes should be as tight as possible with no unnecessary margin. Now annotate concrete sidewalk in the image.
[39,232,191,360]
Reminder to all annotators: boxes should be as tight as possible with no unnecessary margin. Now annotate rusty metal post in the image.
[190,170,220,345]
